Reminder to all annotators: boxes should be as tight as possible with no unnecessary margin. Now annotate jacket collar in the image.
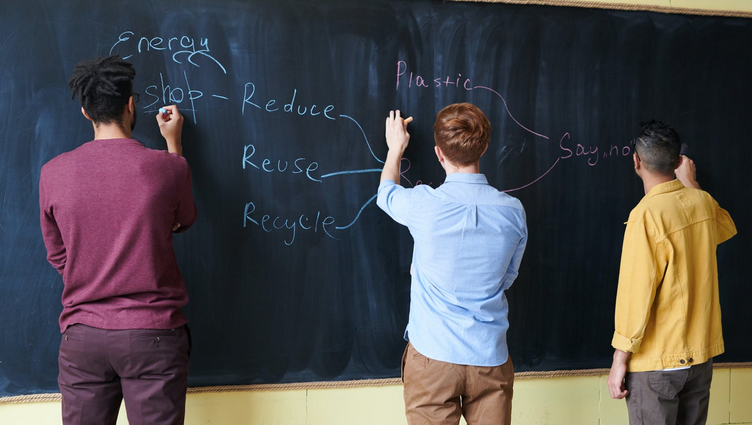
[644,179,684,199]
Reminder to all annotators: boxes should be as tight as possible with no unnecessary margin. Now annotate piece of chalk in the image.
[159,107,168,115]
[404,117,414,124]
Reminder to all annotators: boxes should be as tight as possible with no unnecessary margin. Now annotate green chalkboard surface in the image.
[0,0,749,397]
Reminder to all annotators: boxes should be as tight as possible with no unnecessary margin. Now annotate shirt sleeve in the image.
[173,162,197,233]
[715,203,736,245]
[501,207,528,291]
[376,179,413,226]
[612,219,661,354]
[39,169,66,274]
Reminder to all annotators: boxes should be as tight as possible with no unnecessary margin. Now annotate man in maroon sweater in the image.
[39,56,197,425]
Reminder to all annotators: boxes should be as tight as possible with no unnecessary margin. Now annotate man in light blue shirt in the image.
[378,104,527,425]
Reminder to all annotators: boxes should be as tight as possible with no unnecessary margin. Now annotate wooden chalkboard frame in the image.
[1,0,750,402]
[451,0,752,18]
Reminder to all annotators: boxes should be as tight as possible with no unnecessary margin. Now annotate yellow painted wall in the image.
[2,0,750,424]
[2,369,751,424]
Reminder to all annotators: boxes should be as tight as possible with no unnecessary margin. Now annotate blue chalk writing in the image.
[339,115,383,164]
[320,169,382,179]
[110,31,227,74]
[336,194,378,230]
[143,71,202,124]
[243,144,321,182]
[244,201,338,245]
[242,83,336,120]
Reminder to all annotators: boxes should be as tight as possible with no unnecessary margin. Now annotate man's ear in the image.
[125,96,136,115]
[81,107,93,122]
[633,152,640,171]
[674,155,684,170]
[435,145,444,163]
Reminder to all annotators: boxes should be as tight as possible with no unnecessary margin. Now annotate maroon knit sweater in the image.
[39,138,197,332]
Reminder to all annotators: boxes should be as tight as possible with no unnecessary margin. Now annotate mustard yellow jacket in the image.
[612,180,736,372]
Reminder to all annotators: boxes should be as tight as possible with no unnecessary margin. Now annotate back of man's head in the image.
[433,103,491,165]
[68,55,135,125]
[635,120,682,176]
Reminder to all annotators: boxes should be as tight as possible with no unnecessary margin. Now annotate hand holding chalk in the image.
[675,155,700,189]
[156,105,184,156]
[385,109,411,155]
[158,107,173,120]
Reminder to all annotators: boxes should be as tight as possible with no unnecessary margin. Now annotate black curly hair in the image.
[635,120,682,176]
[68,55,135,125]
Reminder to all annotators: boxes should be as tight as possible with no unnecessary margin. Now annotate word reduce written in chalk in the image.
[242,83,337,120]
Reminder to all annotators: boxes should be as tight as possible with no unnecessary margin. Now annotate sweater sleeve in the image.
[39,168,66,274]
[173,160,197,233]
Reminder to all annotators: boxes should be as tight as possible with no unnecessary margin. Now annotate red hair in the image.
[433,103,491,165]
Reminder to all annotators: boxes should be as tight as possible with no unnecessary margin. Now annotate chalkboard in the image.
[0,0,749,397]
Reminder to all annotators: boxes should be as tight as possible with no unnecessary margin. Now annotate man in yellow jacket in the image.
[607,120,736,424]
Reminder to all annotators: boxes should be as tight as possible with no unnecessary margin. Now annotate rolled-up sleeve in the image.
[376,180,413,226]
[715,203,736,245]
[612,219,660,354]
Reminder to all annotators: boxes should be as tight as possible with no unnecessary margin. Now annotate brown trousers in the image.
[402,343,514,425]
[625,360,713,425]
[58,324,191,425]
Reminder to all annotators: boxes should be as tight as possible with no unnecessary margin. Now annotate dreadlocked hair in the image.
[68,56,135,124]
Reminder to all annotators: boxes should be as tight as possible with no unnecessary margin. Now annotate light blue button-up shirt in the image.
[377,173,527,366]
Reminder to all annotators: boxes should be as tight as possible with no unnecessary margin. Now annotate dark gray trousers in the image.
[625,360,713,425]
[58,324,191,425]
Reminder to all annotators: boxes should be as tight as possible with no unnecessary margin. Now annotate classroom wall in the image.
[1,0,749,424]
[1,368,751,424]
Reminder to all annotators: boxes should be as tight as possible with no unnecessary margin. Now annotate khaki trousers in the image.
[625,360,713,425]
[402,343,514,425]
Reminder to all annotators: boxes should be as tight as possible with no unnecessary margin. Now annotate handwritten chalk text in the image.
[559,134,636,166]
[242,144,321,182]
[243,202,337,245]
[110,31,226,74]
[144,71,203,124]
[242,83,336,120]
[396,60,473,91]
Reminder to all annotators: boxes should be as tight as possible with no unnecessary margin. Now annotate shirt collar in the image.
[444,173,489,185]
[644,179,684,199]
[88,138,142,146]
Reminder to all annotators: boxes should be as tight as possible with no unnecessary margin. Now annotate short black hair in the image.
[635,120,682,176]
[67,55,135,125]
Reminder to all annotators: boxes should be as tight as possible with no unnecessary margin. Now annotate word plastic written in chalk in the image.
[395,60,474,91]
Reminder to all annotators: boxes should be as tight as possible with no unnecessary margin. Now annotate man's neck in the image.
[444,161,480,175]
[641,172,674,195]
[92,122,131,140]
